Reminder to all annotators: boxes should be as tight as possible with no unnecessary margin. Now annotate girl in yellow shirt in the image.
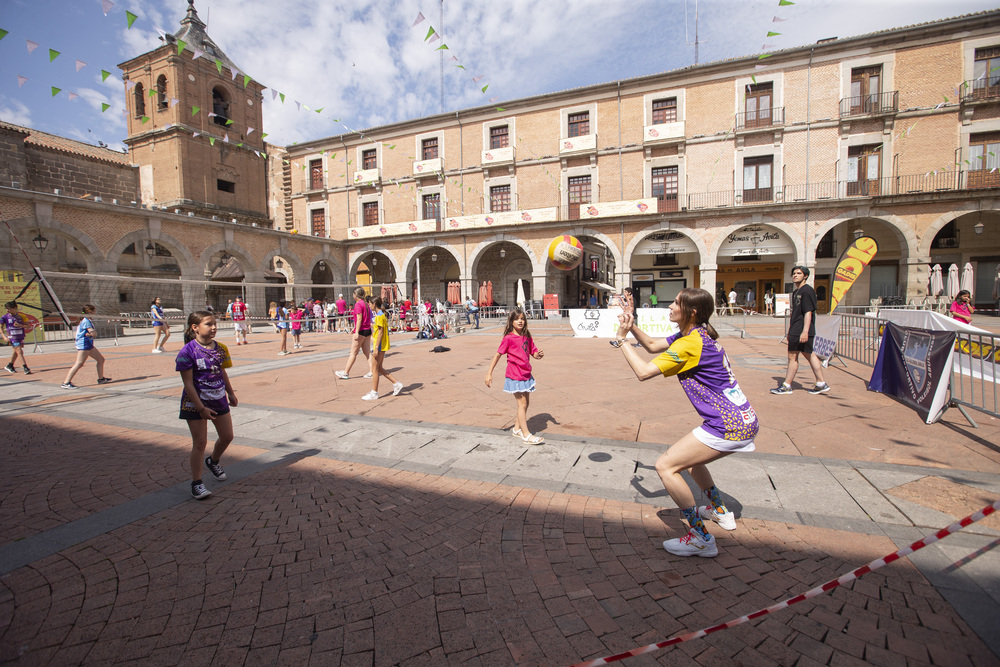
[363,297,404,400]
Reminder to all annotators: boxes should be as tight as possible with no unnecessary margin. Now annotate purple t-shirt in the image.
[497,333,537,381]
[652,328,759,441]
[1,312,27,342]
[352,301,372,332]
[175,339,232,403]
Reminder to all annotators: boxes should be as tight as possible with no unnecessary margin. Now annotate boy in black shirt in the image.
[771,266,830,395]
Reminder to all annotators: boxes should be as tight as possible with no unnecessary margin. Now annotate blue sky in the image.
[1,0,998,153]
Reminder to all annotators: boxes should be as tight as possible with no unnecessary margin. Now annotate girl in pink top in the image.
[949,290,974,324]
[335,287,373,380]
[289,304,304,348]
[485,307,545,444]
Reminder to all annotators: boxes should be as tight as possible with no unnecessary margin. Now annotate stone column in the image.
[699,264,718,295]
[903,256,931,304]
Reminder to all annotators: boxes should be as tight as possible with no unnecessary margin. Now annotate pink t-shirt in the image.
[352,300,372,332]
[290,310,303,330]
[498,333,538,381]
[949,301,973,322]
[336,298,347,315]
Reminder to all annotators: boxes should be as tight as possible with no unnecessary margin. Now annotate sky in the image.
[1,0,999,154]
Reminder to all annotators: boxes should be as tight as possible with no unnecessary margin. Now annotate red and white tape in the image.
[570,499,1000,667]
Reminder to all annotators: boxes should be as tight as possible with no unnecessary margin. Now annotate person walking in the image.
[2,301,32,375]
[175,310,237,500]
[764,290,774,316]
[362,296,404,400]
[613,288,756,557]
[727,287,737,315]
[771,266,830,395]
[465,295,480,329]
[275,300,290,356]
[745,287,756,314]
[231,295,249,345]
[150,297,170,353]
[62,304,111,388]
[484,306,545,445]
[335,287,373,379]
[949,290,974,324]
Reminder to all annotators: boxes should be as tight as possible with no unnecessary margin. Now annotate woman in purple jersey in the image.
[614,288,758,558]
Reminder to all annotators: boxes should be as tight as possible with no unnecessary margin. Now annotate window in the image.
[816,232,836,259]
[212,87,229,126]
[156,75,168,111]
[217,179,235,193]
[422,193,441,221]
[850,66,881,114]
[973,47,1000,99]
[362,201,379,226]
[309,160,323,190]
[742,156,773,203]
[651,98,677,125]
[651,166,678,213]
[568,175,591,219]
[422,138,438,161]
[310,209,326,237]
[490,125,509,149]
[362,149,377,170]
[568,112,590,138]
[968,132,1000,188]
[847,145,881,196]
[744,83,773,129]
[490,185,511,213]
[134,83,146,118]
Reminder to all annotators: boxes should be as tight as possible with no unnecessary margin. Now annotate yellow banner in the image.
[830,236,878,312]
[0,271,45,342]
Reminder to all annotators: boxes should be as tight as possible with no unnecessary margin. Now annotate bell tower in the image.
[120,0,269,226]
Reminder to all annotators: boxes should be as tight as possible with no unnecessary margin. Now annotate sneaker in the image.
[22,367,32,375]
[204,456,227,481]
[334,370,349,379]
[191,482,212,500]
[770,383,792,395]
[4,363,14,373]
[278,351,289,356]
[61,382,76,389]
[698,505,737,531]
[808,383,831,395]
[361,390,378,401]
[151,348,163,354]
[663,530,718,558]
[96,377,112,384]
[392,381,403,396]
[363,372,373,379]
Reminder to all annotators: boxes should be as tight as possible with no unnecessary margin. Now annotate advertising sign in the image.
[543,293,560,317]
[830,236,878,312]
[569,308,679,339]
[868,322,955,424]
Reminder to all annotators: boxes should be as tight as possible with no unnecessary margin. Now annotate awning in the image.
[582,280,615,292]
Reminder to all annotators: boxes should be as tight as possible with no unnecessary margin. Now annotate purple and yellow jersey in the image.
[652,328,759,441]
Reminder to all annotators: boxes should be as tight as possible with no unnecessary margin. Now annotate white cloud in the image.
[0,98,33,127]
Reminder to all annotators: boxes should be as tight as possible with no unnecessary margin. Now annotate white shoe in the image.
[278,350,289,356]
[698,505,737,531]
[363,372,373,379]
[335,370,349,379]
[392,382,403,396]
[361,390,378,401]
[663,530,718,557]
[151,348,163,353]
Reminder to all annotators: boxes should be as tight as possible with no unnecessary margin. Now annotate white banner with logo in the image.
[814,314,841,365]
[569,308,680,339]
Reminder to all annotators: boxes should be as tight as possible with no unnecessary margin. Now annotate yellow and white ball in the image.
[547,234,584,271]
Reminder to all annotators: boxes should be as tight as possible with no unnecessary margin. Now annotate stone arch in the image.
[557,226,624,277]
[305,250,345,283]
[468,234,541,276]
[809,210,919,263]
[347,245,402,281]
[916,203,986,257]
[106,229,198,277]
[399,240,464,279]
[198,241,262,281]
[708,218,806,265]
[5,216,104,273]
[624,221,709,263]
[261,247,307,283]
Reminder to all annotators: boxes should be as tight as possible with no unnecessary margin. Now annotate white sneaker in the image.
[335,370,349,379]
[363,372,373,379]
[392,382,403,396]
[361,390,378,401]
[151,348,163,353]
[698,505,737,531]
[663,530,718,557]
[278,350,289,356]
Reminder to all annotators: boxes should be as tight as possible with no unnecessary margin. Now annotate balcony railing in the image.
[735,107,784,131]
[839,91,899,118]
[961,79,1000,103]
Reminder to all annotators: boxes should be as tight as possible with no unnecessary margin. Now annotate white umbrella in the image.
[929,264,943,296]
[515,279,526,308]
[947,263,960,299]
[961,262,975,298]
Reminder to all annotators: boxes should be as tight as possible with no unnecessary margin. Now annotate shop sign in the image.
[719,225,793,257]
[634,233,698,255]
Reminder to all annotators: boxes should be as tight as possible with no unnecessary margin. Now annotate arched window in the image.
[212,87,229,126]
[156,74,168,110]
[134,82,146,118]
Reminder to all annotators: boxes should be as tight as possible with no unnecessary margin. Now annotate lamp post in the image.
[32,233,48,252]
[974,211,985,236]
[144,241,156,257]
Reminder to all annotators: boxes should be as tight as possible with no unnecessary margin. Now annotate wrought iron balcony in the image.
[839,91,899,118]
[736,107,784,131]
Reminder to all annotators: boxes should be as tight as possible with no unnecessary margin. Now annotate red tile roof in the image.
[0,121,132,166]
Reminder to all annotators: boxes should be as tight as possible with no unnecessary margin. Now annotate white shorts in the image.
[693,427,756,453]
[234,321,248,332]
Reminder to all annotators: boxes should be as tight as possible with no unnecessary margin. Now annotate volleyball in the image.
[547,234,584,271]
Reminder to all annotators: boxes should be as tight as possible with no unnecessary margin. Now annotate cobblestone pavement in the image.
[1,324,998,665]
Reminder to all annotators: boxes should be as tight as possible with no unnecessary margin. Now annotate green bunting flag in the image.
[261,133,268,140]
[766,31,781,37]
[192,105,200,115]
[101,69,111,82]
[51,86,61,97]
[758,53,772,59]
[496,107,506,112]
[778,0,795,5]
[0,29,8,41]
[456,65,465,70]
[177,39,186,54]
[481,84,489,93]
[315,107,323,113]
[141,115,149,124]
[278,93,285,103]
[49,49,60,62]
[436,44,448,51]
[209,137,215,146]
[215,59,223,74]
[243,74,251,87]
[101,103,110,112]
[149,88,157,98]
[424,26,436,41]
[225,118,233,125]
[126,10,138,28]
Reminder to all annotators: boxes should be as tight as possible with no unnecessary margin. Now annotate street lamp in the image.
[275,259,283,269]
[371,256,378,266]
[974,212,985,236]
[499,247,506,259]
[32,233,49,252]
[431,253,438,262]
[144,241,156,257]
[852,226,864,241]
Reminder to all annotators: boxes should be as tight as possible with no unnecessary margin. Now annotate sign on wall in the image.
[718,225,793,257]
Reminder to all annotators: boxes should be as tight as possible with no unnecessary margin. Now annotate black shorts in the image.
[358,328,372,337]
[179,396,230,420]
[787,336,814,354]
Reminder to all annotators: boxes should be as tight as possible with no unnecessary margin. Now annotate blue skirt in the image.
[503,377,536,394]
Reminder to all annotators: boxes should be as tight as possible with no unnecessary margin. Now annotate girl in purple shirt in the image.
[485,307,545,445]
